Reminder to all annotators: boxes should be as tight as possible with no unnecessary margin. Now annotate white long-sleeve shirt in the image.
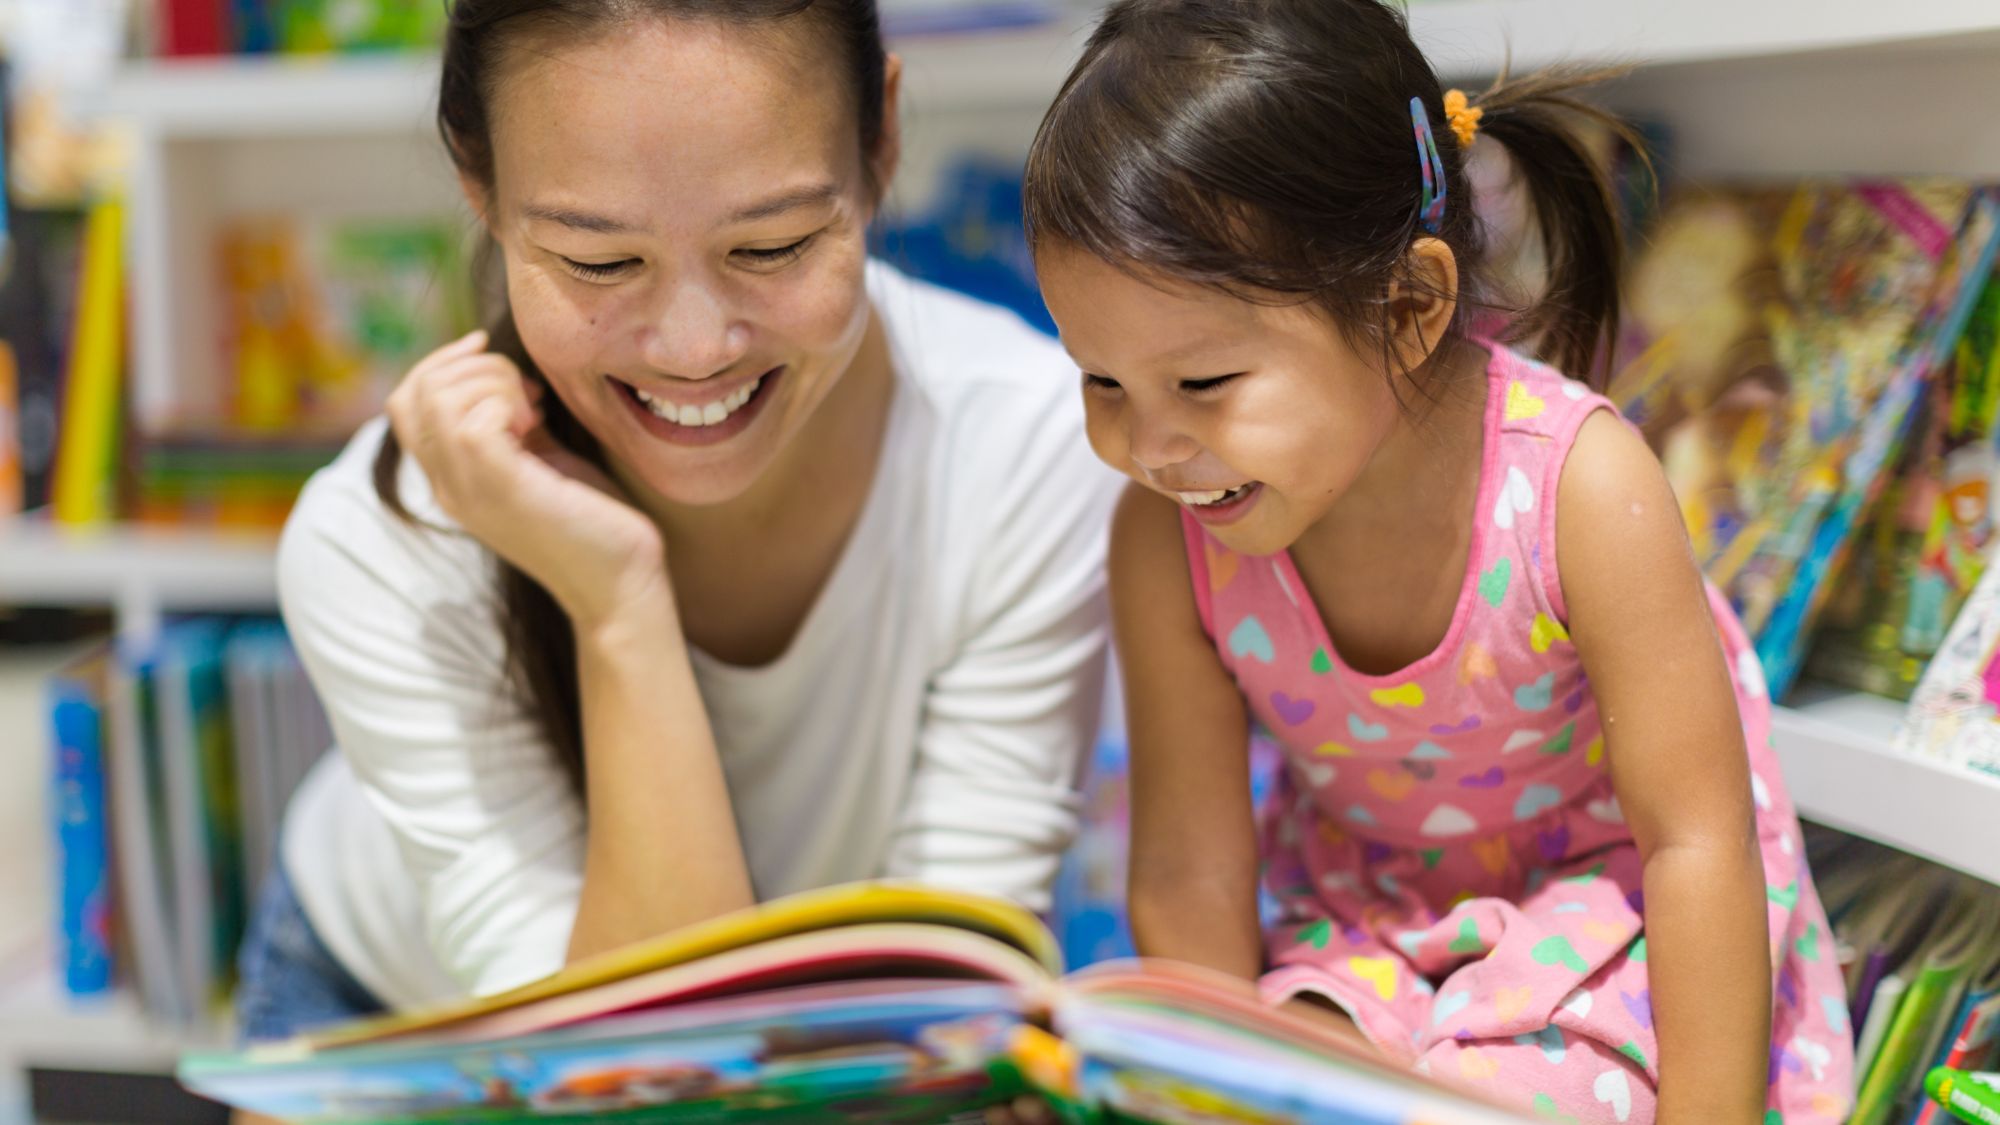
[278,262,1119,1010]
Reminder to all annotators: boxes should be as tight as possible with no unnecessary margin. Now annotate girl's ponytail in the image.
[1470,66,1645,388]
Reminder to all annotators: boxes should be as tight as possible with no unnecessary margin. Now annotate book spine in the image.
[50,196,123,527]
[158,0,226,56]
[48,671,113,997]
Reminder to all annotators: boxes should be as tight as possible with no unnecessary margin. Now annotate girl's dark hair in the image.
[373,0,887,793]
[1022,0,1641,391]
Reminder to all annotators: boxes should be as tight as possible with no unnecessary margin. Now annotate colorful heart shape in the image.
[1370,682,1426,708]
[1447,915,1484,955]
[1459,642,1500,686]
[1537,824,1571,862]
[1496,986,1534,1022]
[1368,768,1417,801]
[1420,803,1479,837]
[1585,735,1605,767]
[1432,990,1473,1027]
[1301,761,1336,788]
[1478,560,1512,609]
[1298,918,1333,950]
[1205,540,1240,594]
[1532,1094,1578,1125]
[1227,615,1275,664]
[1348,955,1399,1002]
[1531,935,1588,973]
[1560,987,1593,1020]
[1456,1046,1499,1080]
[1539,723,1575,755]
[1796,922,1820,962]
[1430,716,1482,736]
[1409,740,1453,761]
[1310,647,1334,675]
[1592,1068,1633,1122]
[1629,937,1647,963]
[1493,465,1536,531]
[1514,784,1563,820]
[1313,740,1354,757]
[1528,612,1570,654]
[1472,834,1510,876]
[1619,989,1652,1029]
[1460,766,1505,789]
[1501,728,1544,754]
[1345,804,1376,825]
[1348,714,1390,741]
[1767,880,1799,909]
[1585,796,1623,823]
[1515,673,1556,712]
[1505,381,1547,422]
[1270,691,1316,726]
[1421,848,1444,869]
[1617,1041,1648,1070]
[1584,919,1625,944]
[1518,1025,1567,1065]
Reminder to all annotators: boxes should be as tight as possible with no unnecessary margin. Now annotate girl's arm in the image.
[1557,413,1770,1125]
[1113,484,1265,981]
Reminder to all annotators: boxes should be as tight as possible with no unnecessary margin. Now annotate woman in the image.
[235,0,1115,1039]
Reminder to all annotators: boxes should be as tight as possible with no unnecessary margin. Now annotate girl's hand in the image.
[386,329,669,630]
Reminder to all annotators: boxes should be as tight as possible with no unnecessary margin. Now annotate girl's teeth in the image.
[1177,485,1250,507]
[634,375,764,427]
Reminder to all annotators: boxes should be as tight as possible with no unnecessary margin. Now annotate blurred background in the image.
[3,1,2000,1122]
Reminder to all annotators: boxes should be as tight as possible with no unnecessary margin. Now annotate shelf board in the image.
[0,958,218,1072]
[1409,0,2000,77]
[0,522,278,619]
[1773,688,2000,888]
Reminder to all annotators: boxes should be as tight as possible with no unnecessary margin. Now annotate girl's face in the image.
[1038,246,1404,557]
[477,19,896,508]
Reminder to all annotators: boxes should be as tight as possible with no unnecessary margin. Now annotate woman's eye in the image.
[562,257,637,280]
[1181,373,1242,395]
[1082,373,1121,392]
[735,235,815,267]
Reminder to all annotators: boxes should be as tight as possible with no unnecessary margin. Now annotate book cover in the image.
[47,646,114,997]
[0,208,85,513]
[181,884,1540,1125]
[158,0,226,56]
[1854,894,2000,1125]
[106,643,193,1024]
[49,194,124,527]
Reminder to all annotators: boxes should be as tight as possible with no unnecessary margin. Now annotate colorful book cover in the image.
[229,0,279,53]
[1611,183,2000,698]
[182,884,1541,1125]
[1914,987,2000,1125]
[158,0,227,55]
[1853,899,1996,1125]
[47,646,114,997]
[0,208,85,513]
[275,0,446,52]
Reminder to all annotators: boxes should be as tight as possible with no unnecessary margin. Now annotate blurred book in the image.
[1609,182,2000,699]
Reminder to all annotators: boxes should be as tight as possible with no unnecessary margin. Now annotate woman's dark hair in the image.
[1022,0,1641,391]
[373,0,887,793]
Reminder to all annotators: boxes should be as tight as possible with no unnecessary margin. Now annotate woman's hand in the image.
[386,329,669,630]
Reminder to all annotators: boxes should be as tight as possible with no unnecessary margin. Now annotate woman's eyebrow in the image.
[729,182,839,223]
[520,203,643,234]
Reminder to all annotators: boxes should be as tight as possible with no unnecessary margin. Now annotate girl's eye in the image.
[735,234,816,267]
[562,257,638,281]
[1082,373,1121,392]
[1181,373,1242,395]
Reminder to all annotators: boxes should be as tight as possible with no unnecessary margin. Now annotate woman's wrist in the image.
[572,585,685,665]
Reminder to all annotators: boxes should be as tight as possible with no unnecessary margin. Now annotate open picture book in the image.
[181,882,1536,1124]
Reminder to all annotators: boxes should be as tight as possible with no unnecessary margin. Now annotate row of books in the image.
[147,0,1077,58]
[46,616,330,1024]
[0,205,467,528]
[1811,833,2000,1125]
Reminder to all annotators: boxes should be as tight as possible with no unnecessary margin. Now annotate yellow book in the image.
[51,196,124,526]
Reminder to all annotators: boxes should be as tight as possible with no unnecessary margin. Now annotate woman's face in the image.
[477,18,896,507]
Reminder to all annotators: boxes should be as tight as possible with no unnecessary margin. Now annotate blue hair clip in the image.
[1411,95,1448,234]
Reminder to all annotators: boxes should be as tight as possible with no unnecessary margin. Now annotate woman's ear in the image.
[1388,236,1460,374]
[871,53,904,207]
[459,171,494,232]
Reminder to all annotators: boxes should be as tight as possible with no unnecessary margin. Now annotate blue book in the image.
[47,648,113,997]
[228,0,277,52]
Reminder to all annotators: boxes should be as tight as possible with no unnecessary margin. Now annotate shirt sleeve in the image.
[277,437,585,997]
[879,378,1120,912]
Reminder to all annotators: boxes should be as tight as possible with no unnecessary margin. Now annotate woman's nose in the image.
[639,279,750,379]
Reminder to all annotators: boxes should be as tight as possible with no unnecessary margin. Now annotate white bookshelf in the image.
[0,522,278,644]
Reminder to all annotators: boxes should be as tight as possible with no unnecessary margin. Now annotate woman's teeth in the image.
[1178,484,1252,507]
[633,375,762,427]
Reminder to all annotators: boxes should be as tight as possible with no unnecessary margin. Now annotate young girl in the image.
[1022,2,1852,1123]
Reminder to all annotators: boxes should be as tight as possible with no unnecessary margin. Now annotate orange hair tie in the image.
[1443,88,1483,148]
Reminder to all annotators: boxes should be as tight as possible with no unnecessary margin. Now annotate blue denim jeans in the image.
[234,861,385,1043]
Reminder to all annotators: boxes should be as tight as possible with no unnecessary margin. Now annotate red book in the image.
[158,0,226,57]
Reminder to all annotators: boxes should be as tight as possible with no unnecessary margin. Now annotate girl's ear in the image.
[1387,236,1460,375]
